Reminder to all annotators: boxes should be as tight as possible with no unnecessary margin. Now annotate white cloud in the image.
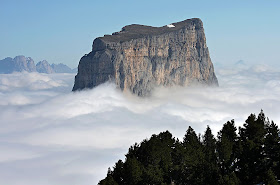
[0,63,280,185]
[0,72,74,92]
[0,145,41,162]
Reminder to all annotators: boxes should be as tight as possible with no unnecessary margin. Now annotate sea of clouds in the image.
[0,62,280,185]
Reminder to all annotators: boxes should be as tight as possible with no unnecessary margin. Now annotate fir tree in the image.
[98,111,279,185]
[264,121,280,181]
[99,168,118,185]
[238,111,267,184]
[217,120,239,184]
[202,126,221,185]
[182,126,204,185]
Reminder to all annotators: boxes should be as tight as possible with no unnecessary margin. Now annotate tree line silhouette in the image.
[99,110,280,185]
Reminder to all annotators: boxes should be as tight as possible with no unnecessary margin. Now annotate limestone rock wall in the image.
[73,18,218,96]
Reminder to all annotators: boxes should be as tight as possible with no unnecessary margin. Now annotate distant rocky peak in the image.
[36,60,54,74]
[0,55,82,74]
[51,63,73,73]
[26,57,34,62]
[39,60,49,64]
[14,55,26,60]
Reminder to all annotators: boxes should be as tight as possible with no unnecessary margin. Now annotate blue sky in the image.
[0,0,279,68]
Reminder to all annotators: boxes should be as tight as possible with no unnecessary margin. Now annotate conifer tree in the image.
[112,160,125,184]
[217,120,239,185]
[202,126,221,185]
[182,126,204,185]
[238,111,267,184]
[170,138,185,183]
[123,156,143,185]
[99,168,118,185]
[98,111,280,185]
[264,121,280,181]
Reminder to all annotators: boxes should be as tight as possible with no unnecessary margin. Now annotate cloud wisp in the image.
[0,63,279,185]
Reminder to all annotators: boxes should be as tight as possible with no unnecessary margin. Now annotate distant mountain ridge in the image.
[0,56,77,74]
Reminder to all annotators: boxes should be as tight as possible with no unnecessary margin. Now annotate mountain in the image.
[51,63,75,73]
[0,55,36,73]
[73,18,218,96]
[0,56,76,74]
[36,60,55,74]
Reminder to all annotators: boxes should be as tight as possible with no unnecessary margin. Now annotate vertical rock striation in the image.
[73,18,218,96]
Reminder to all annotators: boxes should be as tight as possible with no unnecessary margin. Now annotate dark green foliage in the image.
[123,156,143,184]
[265,121,280,181]
[264,169,280,185]
[202,126,221,185]
[238,111,268,184]
[99,168,118,185]
[181,126,204,185]
[99,111,280,185]
[217,120,238,185]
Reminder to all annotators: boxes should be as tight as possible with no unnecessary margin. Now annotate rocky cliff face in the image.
[73,18,218,96]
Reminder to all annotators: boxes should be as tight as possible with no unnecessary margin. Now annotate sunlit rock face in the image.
[73,18,218,96]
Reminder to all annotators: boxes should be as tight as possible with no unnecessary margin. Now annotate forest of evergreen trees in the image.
[99,111,280,185]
